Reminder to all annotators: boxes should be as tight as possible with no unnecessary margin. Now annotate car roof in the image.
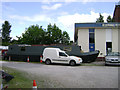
[45,48,60,50]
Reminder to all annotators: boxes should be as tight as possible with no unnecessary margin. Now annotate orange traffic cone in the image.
[40,60,42,63]
[27,57,29,62]
[40,56,42,63]
[33,80,37,88]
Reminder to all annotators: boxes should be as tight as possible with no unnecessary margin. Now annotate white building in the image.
[74,23,120,57]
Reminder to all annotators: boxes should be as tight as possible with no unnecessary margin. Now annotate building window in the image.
[106,42,112,55]
[89,28,95,52]
[89,28,95,43]
[89,33,95,43]
[89,28,94,33]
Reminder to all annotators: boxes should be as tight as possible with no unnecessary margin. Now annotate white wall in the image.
[78,29,89,52]
[106,29,112,42]
[95,29,106,57]
[112,29,118,52]
[118,28,120,52]
[77,28,119,57]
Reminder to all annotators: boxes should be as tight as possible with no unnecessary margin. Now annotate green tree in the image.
[46,24,62,44]
[1,21,12,46]
[51,24,62,44]
[107,15,114,22]
[96,13,104,23]
[46,24,53,44]
[15,23,70,45]
[17,25,46,44]
[61,31,70,45]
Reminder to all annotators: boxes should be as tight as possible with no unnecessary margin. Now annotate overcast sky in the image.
[0,0,119,41]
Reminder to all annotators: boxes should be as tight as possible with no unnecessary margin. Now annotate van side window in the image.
[59,52,67,57]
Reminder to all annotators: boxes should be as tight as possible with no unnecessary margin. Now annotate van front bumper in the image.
[76,60,82,65]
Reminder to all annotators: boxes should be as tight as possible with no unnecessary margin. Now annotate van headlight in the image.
[79,58,82,61]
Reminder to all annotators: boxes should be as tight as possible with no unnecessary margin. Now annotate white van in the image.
[42,48,82,66]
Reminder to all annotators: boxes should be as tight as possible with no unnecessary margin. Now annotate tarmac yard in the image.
[1,61,119,88]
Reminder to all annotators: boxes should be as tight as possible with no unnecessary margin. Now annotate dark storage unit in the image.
[6,44,99,63]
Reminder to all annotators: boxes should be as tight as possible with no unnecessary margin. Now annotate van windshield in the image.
[59,52,68,57]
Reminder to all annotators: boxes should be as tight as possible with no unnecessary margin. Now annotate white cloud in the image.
[0,19,4,29]
[58,11,96,28]
[9,14,51,22]
[1,0,117,2]
[0,19,4,24]
[41,3,62,10]
[57,11,112,41]
[64,0,78,2]
[64,0,117,2]
[58,11,112,27]
[8,11,112,41]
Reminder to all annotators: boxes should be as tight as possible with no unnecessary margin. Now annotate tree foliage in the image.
[46,24,62,44]
[16,24,70,45]
[62,31,70,45]
[1,21,12,46]
[107,15,114,22]
[16,25,46,44]
[96,13,104,23]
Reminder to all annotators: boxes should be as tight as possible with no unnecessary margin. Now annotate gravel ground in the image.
[1,61,119,88]
[82,61,105,66]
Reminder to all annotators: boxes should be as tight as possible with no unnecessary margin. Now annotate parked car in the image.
[105,52,120,66]
[42,48,82,66]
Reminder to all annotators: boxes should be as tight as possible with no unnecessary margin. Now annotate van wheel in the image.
[45,59,51,65]
[70,60,76,66]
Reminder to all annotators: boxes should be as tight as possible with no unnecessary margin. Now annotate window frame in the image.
[59,52,68,57]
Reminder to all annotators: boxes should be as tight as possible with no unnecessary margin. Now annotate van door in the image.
[57,52,70,64]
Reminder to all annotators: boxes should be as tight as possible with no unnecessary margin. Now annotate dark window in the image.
[89,28,95,52]
[59,52,67,57]
[106,42,112,54]
[89,28,95,44]
[21,47,25,51]
[89,28,94,33]
[89,33,95,43]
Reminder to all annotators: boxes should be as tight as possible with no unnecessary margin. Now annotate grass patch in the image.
[2,60,24,62]
[0,66,2,70]
[81,63,104,66]
[2,66,45,88]
[2,67,33,88]
[2,60,44,64]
